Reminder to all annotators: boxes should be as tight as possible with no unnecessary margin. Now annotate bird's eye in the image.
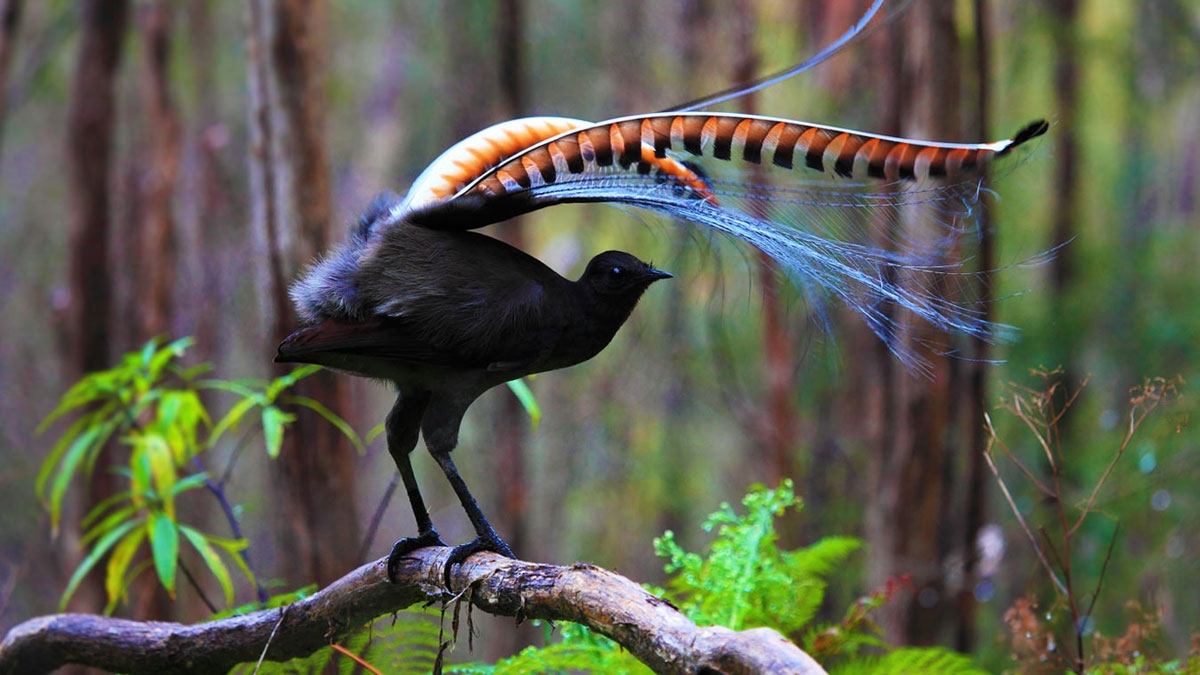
[609,265,625,277]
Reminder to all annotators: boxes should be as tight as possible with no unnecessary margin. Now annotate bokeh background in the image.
[0,0,1196,670]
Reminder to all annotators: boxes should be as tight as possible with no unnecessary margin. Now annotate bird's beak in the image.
[647,268,673,281]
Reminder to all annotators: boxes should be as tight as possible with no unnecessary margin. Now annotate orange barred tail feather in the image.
[401,116,718,216]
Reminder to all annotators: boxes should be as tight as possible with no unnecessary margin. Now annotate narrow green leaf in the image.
[198,378,267,402]
[207,535,254,587]
[177,362,213,381]
[140,338,161,366]
[105,526,147,609]
[157,390,183,427]
[364,422,385,445]
[36,414,94,502]
[164,336,194,358]
[261,405,294,459]
[128,447,151,505]
[37,375,111,433]
[80,491,134,530]
[282,395,364,453]
[80,418,120,479]
[171,472,209,497]
[266,365,321,400]
[148,513,179,597]
[208,397,259,446]
[60,518,140,611]
[505,379,542,431]
[141,433,177,518]
[47,421,113,535]
[81,504,137,548]
[180,525,236,606]
[107,559,154,616]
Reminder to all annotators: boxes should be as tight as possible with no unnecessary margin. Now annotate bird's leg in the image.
[422,394,515,584]
[384,391,446,582]
[429,447,516,580]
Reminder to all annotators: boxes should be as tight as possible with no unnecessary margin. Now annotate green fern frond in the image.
[829,646,990,675]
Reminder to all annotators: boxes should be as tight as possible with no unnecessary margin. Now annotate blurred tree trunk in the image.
[0,0,21,160]
[345,4,409,206]
[864,0,973,646]
[733,0,799,488]
[66,0,126,384]
[1046,0,1080,395]
[956,0,996,654]
[131,1,180,342]
[492,0,530,564]
[1049,0,1078,298]
[108,0,182,621]
[64,0,128,614]
[178,0,234,362]
[246,0,360,588]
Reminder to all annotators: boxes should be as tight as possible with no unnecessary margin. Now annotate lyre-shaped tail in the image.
[392,112,1048,371]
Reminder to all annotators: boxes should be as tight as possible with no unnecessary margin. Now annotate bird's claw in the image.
[442,533,515,586]
[386,529,448,582]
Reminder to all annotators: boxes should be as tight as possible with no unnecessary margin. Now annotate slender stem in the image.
[358,473,399,562]
[982,437,1067,594]
[178,560,218,614]
[192,456,268,603]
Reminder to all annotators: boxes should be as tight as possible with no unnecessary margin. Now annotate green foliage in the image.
[454,621,646,674]
[37,337,355,614]
[505,378,542,431]
[447,481,981,674]
[830,647,990,675]
[201,363,363,458]
[655,480,861,634]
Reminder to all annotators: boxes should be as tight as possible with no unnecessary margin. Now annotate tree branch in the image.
[0,548,826,675]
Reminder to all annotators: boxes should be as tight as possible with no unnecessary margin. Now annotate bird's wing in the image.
[276,317,477,368]
[284,241,557,373]
[276,313,545,373]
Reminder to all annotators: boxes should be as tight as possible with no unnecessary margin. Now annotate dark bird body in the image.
[276,194,669,579]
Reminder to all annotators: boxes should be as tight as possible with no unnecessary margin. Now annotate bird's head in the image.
[577,251,671,319]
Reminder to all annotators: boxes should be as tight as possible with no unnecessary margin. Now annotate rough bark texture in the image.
[245,0,360,588]
[0,550,827,675]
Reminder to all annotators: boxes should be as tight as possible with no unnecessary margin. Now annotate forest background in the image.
[0,0,1196,671]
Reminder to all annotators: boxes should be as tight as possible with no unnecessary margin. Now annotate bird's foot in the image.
[443,531,515,586]
[387,529,448,583]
